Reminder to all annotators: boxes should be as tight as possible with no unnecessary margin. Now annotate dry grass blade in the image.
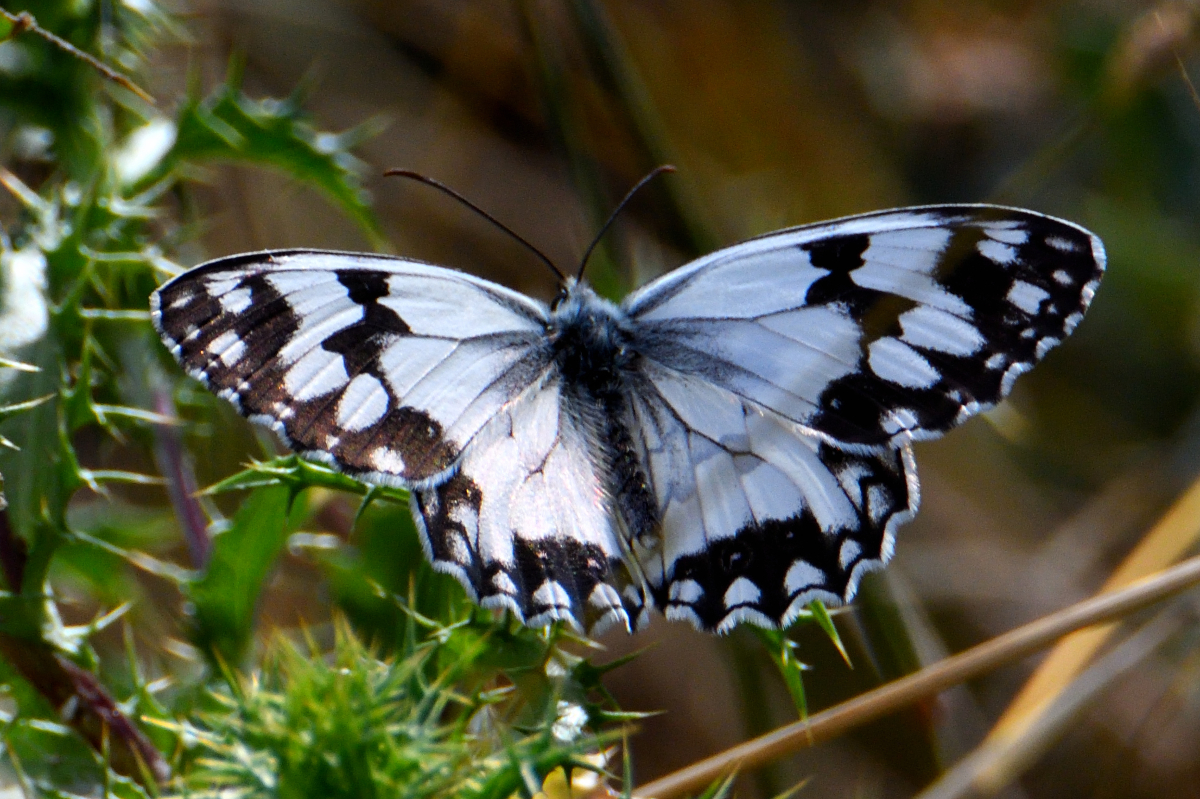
[632,552,1200,799]
[955,473,1200,793]
[915,607,1186,799]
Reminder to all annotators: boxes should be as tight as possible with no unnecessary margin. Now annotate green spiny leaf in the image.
[152,71,388,248]
[186,485,293,667]
[202,455,408,505]
[808,600,851,667]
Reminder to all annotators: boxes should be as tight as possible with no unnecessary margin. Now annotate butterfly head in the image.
[549,275,618,314]
[548,278,623,325]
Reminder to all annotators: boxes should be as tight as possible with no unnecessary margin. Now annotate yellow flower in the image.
[526,751,616,799]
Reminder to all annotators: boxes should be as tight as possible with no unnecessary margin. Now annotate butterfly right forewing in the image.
[152,250,550,487]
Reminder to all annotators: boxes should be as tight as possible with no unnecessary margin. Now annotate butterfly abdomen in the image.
[549,287,659,544]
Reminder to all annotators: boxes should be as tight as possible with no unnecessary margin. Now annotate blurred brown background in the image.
[147,1,1200,797]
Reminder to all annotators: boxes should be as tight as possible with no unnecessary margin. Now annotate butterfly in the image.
[151,195,1104,636]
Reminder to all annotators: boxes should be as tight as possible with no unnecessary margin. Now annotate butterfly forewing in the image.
[625,206,1104,447]
[152,250,550,487]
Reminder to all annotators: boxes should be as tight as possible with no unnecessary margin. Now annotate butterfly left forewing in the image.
[624,205,1104,448]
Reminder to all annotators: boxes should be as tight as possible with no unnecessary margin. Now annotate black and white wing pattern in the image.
[413,373,646,634]
[153,251,549,486]
[151,250,645,632]
[151,203,1105,637]
[626,205,1104,446]
[628,370,917,632]
[622,205,1104,631]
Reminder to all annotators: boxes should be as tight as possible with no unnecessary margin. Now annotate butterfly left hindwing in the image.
[413,372,646,635]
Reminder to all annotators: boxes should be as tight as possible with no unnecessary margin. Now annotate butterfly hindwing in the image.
[628,364,917,632]
[151,250,550,486]
[413,374,647,634]
[625,206,1104,447]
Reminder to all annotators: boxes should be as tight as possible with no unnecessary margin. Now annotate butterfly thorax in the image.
[547,282,659,544]
[547,282,634,390]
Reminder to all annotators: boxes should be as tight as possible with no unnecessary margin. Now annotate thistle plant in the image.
[0,3,654,796]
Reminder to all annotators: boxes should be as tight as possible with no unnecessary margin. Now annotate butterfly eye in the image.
[551,286,569,310]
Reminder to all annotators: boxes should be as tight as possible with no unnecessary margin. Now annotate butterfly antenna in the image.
[384,169,567,283]
[576,164,676,282]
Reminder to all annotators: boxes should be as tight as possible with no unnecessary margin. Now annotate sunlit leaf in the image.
[152,68,388,248]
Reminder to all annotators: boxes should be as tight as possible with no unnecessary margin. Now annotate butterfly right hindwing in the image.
[413,372,647,635]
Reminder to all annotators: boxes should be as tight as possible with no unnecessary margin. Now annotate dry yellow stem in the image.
[972,474,1200,792]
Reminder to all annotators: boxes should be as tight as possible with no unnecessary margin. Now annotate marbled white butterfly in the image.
[151,199,1103,635]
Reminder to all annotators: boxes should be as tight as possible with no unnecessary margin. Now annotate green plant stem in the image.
[0,632,169,785]
[0,509,169,785]
[0,7,154,103]
[633,552,1200,799]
